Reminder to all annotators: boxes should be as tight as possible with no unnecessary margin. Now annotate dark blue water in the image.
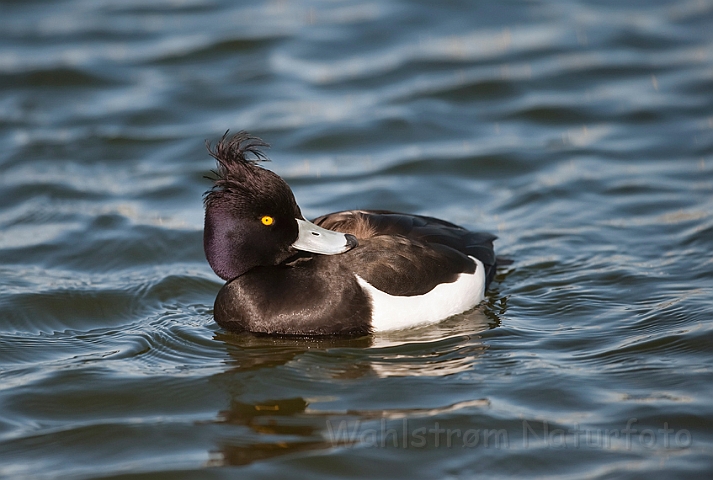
[1,0,712,478]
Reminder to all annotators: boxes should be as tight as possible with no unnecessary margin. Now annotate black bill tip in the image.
[345,234,358,251]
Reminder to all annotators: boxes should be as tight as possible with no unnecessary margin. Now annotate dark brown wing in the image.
[313,209,498,288]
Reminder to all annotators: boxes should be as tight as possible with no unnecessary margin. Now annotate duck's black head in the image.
[203,132,356,281]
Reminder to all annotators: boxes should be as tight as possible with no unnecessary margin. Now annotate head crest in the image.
[206,130,270,167]
[203,131,273,205]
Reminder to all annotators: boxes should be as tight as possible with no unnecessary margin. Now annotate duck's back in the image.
[312,210,498,288]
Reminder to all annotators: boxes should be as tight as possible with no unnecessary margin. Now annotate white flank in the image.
[356,257,486,332]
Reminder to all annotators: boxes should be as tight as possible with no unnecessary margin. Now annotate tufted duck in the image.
[204,132,498,336]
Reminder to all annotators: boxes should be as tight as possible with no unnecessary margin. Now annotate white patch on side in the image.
[356,257,486,332]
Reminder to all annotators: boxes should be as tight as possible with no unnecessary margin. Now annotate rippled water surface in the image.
[1,0,713,478]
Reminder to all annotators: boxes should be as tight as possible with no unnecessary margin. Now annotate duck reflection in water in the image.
[207,305,503,467]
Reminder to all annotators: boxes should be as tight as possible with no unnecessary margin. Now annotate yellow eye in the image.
[261,216,274,226]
